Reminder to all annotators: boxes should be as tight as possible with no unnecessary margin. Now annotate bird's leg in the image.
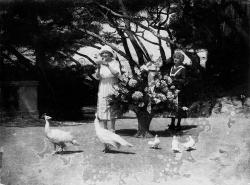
[52,144,58,155]
[60,143,66,152]
[154,145,159,149]
[102,144,110,153]
[103,120,108,129]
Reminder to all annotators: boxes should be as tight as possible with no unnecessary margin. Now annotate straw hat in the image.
[99,45,115,57]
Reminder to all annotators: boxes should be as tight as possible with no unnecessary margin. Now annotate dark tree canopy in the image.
[0,0,249,119]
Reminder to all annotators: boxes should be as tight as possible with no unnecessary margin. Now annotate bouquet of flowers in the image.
[108,64,179,116]
[148,72,179,115]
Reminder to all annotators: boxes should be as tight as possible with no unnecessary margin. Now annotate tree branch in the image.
[159,3,171,27]
[137,22,172,43]
[57,51,82,68]
[136,31,158,45]
[149,6,165,27]
[81,29,138,65]
[94,2,176,46]
[70,50,97,66]
[95,3,145,21]
[118,0,145,66]
[4,44,35,69]
[1,52,31,71]
[158,34,167,65]
[57,51,97,82]
[109,17,137,71]
[1,52,16,63]
[133,34,151,61]
[75,41,101,50]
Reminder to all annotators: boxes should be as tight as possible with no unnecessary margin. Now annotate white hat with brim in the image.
[99,45,115,57]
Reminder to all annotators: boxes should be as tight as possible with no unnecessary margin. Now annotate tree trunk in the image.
[134,109,153,138]
[0,54,4,80]
[125,31,145,66]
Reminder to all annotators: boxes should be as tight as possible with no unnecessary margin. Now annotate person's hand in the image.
[95,54,104,65]
[102,61,109,66]
[96,60,103,65]
[96,63,101,68]
[167,76,173,84]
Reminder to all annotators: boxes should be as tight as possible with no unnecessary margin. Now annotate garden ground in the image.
[0,114,250,185]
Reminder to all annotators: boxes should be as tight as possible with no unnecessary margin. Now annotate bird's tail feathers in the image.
[148,141,154,145]
[71,139,80,146]
[126,142,133,147]
[118,139,133,147]
[114,142,121,149]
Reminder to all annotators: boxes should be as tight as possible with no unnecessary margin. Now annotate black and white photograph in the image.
[0,0,250,184]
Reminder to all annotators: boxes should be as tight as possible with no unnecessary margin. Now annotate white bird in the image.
[148,135,160,149]
[94,115,133,152]
[182,136,195,150]
[171,136,181,153]
[43,114,80,152]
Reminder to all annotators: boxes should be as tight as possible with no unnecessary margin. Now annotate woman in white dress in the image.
[95,45,121,132]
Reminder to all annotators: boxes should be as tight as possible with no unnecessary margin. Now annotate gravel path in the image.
[0,116,249,185]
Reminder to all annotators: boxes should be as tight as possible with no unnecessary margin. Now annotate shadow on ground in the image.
[0,118,91,128]
[116,125,197,137]
[115,129,137,136]
[104,149,136,155]
[55,150,84,155]
[1,117,250,185]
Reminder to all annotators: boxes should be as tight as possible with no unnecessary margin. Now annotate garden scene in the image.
[0,0,250,185]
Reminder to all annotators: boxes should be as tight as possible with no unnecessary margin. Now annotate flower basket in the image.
[108,65,178,137]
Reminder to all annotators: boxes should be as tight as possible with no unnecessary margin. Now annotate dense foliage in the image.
[0,0,249,122]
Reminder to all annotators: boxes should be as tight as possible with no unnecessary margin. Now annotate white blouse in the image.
[99,60,121,79]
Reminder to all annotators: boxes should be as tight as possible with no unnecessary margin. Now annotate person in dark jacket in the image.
[168,51,187,130]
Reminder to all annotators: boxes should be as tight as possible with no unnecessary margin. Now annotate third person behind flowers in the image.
[168,51,187,130]
[95,45,121,132]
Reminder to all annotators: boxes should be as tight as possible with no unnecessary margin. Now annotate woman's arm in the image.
[95,64,101,79]
[104,61,121,77]
[174,69,186,83]
[172,68,186,87]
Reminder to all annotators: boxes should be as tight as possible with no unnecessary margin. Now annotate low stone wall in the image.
[0,81,39,122]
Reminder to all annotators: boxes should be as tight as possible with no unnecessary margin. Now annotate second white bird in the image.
[148,135,160,149]
[94,115,133,153]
